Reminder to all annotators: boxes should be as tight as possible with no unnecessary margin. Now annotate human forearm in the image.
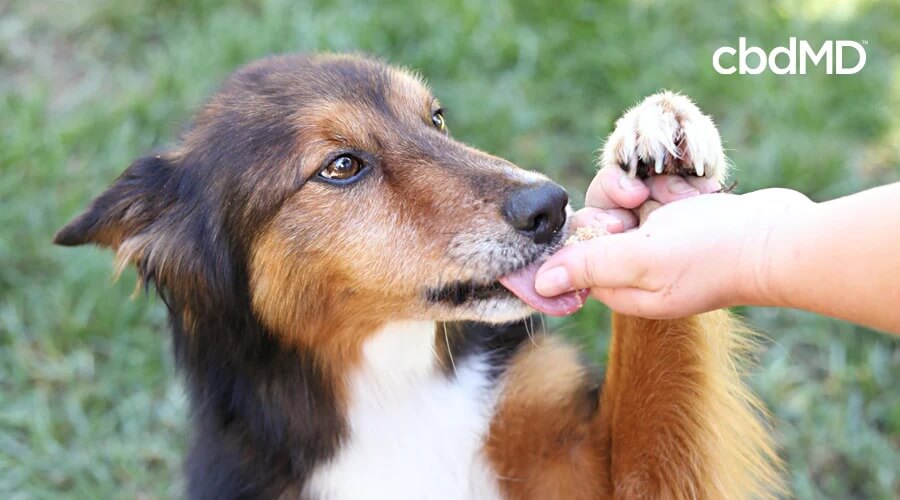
[753,183,900,333]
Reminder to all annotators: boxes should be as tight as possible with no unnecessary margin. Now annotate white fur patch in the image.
[600,91,728,182]
[509,166,549,184]
[304,321,503,500]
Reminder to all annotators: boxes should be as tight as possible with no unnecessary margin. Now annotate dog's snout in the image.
[502,181,568,244]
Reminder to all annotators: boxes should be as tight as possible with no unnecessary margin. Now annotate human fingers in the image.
[585,164,651,210]
[645,175,700,204]
[645,175,724,204]
[569,207,638,233]
[534,234,648,296]
[687,175,722,193]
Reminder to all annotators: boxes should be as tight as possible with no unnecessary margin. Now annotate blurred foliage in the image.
[1,0,898,498]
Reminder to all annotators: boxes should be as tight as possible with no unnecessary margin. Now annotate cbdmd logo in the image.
[713,37,867,75]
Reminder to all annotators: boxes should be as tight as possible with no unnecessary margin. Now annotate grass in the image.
[1,0,898,497]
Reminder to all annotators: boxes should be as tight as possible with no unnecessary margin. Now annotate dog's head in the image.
[55,54,586,347]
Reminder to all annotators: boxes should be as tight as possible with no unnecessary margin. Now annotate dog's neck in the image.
[171,293,530,497]
[171,300,350,496]
[304,319,505,499]
[354,320,439,386]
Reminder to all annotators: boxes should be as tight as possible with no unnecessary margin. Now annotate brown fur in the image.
[486,336,607,499]
[486,314,781,499]
[55,54,782,498]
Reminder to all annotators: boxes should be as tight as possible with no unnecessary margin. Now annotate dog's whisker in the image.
[443,322,457,376]
[526,315,537,346]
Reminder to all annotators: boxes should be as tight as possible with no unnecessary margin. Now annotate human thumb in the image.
[534,234,643,297]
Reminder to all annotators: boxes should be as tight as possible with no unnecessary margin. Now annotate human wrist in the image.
[734,190,816,308]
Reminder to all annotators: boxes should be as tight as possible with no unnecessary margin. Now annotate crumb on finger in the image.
[565,226,608,246]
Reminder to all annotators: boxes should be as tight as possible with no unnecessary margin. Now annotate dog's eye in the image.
[431,109,446,131]
[319,155,363,182]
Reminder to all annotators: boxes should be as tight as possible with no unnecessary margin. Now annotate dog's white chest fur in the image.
[305,321,503,500]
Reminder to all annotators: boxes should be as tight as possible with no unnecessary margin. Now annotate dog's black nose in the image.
[502,181,569,244]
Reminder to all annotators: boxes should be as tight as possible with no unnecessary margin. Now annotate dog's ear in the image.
[56,153,234,309]
[54,154,174,249]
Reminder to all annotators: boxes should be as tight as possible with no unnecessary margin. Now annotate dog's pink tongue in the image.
[499,262,589,317]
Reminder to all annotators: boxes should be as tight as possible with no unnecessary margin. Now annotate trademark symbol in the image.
[863,40,868,44]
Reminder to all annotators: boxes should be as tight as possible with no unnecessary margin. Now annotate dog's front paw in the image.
[601,91,727,182]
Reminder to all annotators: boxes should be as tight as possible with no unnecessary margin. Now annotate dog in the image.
[55,54,781,499]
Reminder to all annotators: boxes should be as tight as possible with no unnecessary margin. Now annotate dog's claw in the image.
[604,92,727,182]
[628,155,638,177]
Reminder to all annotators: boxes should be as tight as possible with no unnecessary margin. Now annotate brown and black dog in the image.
[55,54,781,499]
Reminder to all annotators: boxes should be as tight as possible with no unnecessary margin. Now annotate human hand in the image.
[571,161,723,233]
[536,188,813,318]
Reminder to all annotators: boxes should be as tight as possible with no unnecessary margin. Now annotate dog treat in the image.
[565,225,608,246]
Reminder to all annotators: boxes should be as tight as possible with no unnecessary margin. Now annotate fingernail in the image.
[698,178,722,193]
[535,266,573,296]
[594,213,621,231]
[667,176,699,196]
[618,174,644,192]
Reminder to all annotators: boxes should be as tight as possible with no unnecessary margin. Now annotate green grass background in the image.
[2,0,898,498]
